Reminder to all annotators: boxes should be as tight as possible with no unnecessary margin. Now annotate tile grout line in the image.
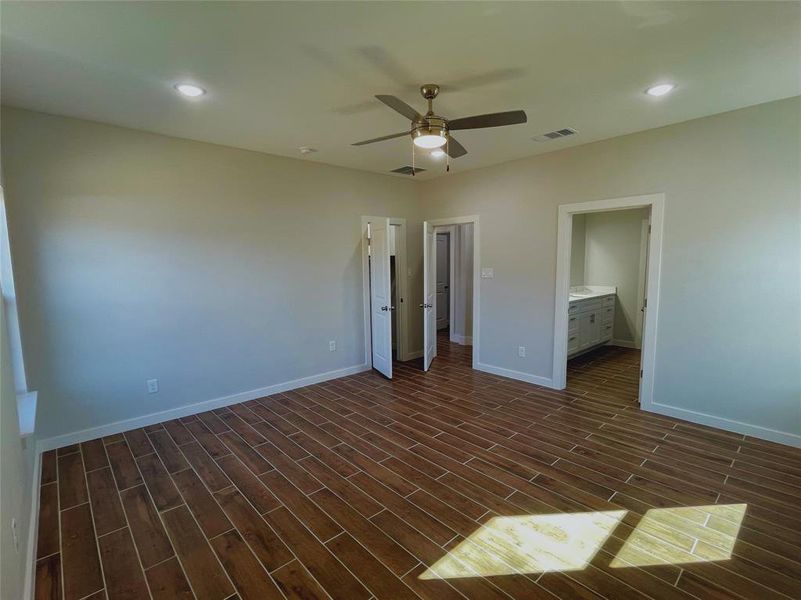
[77,443,110,600]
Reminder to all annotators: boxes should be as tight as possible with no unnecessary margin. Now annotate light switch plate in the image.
[481,267,494,279]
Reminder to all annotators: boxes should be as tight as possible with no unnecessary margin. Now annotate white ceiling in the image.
[2,1,800,180]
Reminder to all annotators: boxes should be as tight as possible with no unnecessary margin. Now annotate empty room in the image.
[1,2,800,600]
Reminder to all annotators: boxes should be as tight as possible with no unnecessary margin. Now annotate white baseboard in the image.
[476,362,555,389]
[610,339,640,349]
[649,402,801,449]
[450,335,473,346]
[23,448,41,600]
[403,350,424,360]
[35,362,370,453]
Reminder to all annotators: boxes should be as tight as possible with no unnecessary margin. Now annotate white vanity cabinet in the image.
[568,293,615,358]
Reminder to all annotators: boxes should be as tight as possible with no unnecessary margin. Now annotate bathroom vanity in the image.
[568,286,616,357]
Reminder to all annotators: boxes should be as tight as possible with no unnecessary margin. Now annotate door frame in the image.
[552,193,664,411]
[361,216,411,368]
[635,213,651,349]
[425,215,480,370]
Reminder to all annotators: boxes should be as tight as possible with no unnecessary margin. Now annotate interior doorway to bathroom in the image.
[553,194,664,409]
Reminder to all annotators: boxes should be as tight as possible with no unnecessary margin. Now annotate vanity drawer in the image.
[568,303,580,316]
[568,332,580,353]
[568,314,579,332]
[603,295,615,307]
[575,299,603,313]
[601,305,615,323]
[600,322,613,341]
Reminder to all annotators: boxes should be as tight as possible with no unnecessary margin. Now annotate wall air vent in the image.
[390,166,426,176]
[532,127,578,142]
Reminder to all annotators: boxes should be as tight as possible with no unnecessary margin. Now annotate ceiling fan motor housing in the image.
[412,116,448,144]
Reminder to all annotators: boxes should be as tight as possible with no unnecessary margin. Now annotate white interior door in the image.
[423,221,437,370]
[369,218,392,378]
[436,233,450,330]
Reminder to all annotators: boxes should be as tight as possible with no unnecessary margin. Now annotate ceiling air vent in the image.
[390,166,426,176]
[532,127,578,142]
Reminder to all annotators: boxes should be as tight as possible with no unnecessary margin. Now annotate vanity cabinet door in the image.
[579,311,601,349]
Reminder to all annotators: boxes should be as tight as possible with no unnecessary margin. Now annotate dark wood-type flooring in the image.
[35,333,801,599]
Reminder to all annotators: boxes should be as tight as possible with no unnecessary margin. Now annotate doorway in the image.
[423,216,480,372]
[552,194,664,410]
[436,231,450,331]
[361,216,410,379]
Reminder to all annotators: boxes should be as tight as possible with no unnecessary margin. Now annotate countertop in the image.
[569,285,616,303]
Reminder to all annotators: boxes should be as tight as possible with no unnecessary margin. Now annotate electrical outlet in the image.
[146,378,159,394]
[10,518,18,552]
[329,340,336,352]
[518,346,526,358]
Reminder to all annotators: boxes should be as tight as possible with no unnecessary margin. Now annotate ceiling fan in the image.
[352,84,527,163]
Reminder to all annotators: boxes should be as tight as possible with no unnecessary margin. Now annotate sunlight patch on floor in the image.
[611,504,747,568]
[419,511,626,579]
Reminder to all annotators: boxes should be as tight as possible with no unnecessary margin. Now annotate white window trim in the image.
[0,185,35,436]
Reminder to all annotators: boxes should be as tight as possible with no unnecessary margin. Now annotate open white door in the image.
[423,221,437,370]
[369,218,393,378]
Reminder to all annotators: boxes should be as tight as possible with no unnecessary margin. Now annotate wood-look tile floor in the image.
[35,333,801,600]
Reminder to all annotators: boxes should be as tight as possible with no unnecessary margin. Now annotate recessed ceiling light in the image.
[298,146,318,155]
[174,83,206,98]
[645,83,675,97]
[430,149,446,158]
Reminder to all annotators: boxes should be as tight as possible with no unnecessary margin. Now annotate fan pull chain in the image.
[446,137,450,172]
[411,137,416,176]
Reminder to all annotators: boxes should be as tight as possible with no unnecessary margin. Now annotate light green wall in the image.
[1,107,424,439]
[569,214,586,287]
[421,97,801,442]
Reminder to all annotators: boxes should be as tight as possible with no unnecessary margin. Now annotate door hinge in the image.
[640,369,643,378]
[648,224,652,234]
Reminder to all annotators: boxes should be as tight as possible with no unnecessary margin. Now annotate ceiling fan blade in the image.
[446,136,468,158]
[351,131,409,146]
[375,95,422,121]
[448,110,527,131]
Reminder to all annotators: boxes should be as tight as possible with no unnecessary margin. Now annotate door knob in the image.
[381,306,389,311]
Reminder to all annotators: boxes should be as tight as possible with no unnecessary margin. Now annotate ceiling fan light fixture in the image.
[430,149,446,158]
[413,132,447,149]
[412,120,447,149]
